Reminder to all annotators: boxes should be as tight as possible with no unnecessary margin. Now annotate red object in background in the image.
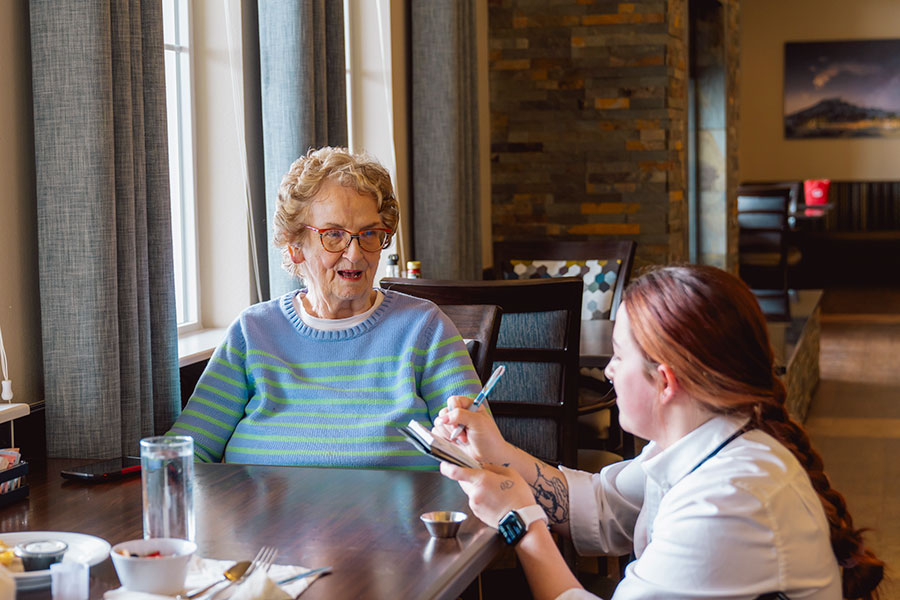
[803,179,830,216]
[804,179,830,205]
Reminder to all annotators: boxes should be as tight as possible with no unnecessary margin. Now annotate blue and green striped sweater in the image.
[167,290,481,469]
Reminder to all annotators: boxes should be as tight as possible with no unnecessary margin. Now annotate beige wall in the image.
[0,0,42,406]
[740,0,900,181]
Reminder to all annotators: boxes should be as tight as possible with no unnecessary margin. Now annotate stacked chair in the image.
[737,184,802,321]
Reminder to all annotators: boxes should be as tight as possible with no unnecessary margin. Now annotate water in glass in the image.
[140,436,195,541]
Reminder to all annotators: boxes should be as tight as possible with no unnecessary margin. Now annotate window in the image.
[163,0,199,329]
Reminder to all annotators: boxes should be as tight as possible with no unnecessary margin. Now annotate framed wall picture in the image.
[784,39,900,139]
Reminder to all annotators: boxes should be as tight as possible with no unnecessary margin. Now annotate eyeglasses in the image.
[302,225,393,253]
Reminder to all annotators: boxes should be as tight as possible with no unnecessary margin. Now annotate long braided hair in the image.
[623,265,883,600]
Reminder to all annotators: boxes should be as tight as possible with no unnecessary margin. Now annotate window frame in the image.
[163,0,201,334]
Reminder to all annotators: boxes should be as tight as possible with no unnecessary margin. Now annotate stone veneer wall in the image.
[489,0,740,271]
[723,0,739,273]
[694,0,740,270]
[783,304,821,422]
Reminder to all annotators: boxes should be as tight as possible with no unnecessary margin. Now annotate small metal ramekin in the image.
[420,511,467,538]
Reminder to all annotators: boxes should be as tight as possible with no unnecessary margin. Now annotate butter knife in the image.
[276,565,333,586]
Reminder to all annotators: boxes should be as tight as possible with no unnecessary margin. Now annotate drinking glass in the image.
[140,436,195,541]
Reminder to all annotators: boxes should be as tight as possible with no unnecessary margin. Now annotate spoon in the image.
[177,560,251,600]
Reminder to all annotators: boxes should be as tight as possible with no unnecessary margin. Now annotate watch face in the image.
[499,511,526,545]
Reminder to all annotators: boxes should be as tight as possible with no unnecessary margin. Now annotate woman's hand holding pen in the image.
[433,395,511,466]
[436,396,562,534]
[440,461,534,528]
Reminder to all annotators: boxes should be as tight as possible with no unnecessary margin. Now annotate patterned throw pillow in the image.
[503,259,621,320]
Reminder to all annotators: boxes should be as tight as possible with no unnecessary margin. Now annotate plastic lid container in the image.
[15,539,68,571]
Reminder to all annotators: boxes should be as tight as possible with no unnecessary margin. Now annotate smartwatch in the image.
[498,505,548,545]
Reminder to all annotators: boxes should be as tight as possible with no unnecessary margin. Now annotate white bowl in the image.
[110,538,196,595]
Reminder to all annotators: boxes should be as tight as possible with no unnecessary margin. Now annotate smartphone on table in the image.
[60,456,142,482]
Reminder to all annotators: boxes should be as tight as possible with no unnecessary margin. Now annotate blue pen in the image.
[449,365,505,441]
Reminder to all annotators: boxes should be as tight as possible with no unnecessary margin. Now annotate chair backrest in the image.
[491,239,636,321]
[737,186,795,316]
[381,277,583,467]
[751,289,791,322]
[433,304,502,386]
[737,187,792,268]
[739,181,802,208]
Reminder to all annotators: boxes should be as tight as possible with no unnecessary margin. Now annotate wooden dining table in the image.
[3,458,504,599]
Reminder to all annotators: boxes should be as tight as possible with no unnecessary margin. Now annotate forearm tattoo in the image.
[529,463,569,524]
[500,479,514,490]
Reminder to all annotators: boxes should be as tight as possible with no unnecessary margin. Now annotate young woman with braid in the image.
[435,265,884,599]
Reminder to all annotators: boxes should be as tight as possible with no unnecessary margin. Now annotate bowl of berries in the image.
[110,538,196,595]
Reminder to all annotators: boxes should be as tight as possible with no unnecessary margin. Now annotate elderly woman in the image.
[169,147,481,468]
[435,265,883,600]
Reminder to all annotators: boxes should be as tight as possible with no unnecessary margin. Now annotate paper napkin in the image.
[104,555,323,600]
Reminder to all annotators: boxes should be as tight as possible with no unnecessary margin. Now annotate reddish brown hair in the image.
[623,265,883,600]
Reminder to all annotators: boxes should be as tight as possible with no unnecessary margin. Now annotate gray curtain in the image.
[258,0,348,299]
[30,0,180,458]
[410,0,481,280]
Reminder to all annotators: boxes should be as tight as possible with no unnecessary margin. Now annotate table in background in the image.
[789,202,835,228]
[579,320,614,370]
[1,459,503,600]
[767,290,822,421]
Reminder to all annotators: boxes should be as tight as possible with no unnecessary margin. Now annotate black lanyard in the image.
[686,422,755,476]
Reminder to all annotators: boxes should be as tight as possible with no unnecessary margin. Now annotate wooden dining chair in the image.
[381,277,583,468]
[739,181,803,213]
[737,185,801,321]
[490,239,638,461]
[491,239,636,321]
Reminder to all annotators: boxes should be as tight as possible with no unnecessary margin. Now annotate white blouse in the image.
[558,416,842,599]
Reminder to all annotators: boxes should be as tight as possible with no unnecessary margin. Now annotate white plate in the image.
[1,531,111,591]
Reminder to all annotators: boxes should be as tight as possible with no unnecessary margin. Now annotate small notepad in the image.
[396,420,481,469]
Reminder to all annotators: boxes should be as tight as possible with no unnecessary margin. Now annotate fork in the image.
[208,546,278,600]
